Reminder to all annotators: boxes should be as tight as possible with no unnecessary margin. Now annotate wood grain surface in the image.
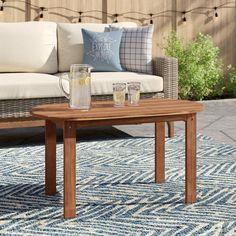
[31,99,204,121]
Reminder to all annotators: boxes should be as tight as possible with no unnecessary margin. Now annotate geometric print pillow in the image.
[82,28,124,72]
[110,25,154,74]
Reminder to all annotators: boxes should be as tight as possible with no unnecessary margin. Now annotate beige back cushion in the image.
[57,22,137,72]
[0,21,58,74]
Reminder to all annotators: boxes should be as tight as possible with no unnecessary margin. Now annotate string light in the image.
[39,7,47,19]
[0,0,234,23]
[0,0,5,11]
[182,11,187,24]
[149,13,153,24]
[214,7,219,18]
[78,11,82,22]
[113,13,118,23]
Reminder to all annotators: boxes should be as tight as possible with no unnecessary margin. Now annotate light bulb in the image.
[214,7,219,19]
[182,12,187,24]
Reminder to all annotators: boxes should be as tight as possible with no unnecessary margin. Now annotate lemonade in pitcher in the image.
[59,64,92,110]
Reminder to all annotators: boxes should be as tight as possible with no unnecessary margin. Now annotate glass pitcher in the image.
[59,64,92,110]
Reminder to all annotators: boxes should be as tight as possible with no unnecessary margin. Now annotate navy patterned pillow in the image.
[110,25,154,74]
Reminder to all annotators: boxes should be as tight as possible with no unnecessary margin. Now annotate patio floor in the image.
[116,99,236,146]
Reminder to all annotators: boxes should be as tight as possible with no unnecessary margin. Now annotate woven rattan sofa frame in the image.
[0,57,178,137]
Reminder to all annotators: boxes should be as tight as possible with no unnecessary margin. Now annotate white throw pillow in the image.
[57,22,137,72]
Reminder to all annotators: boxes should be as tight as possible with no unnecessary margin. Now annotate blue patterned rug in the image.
[0,134,236,235]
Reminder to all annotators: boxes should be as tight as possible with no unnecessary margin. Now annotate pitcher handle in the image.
[59,73,70,99]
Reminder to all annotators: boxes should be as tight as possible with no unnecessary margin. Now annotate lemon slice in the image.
[79,77,91,86]
[114,91,125,101]
[135,91,140,100]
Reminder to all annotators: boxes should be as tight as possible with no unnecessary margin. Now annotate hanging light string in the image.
[39,7,47,18]
[0,0,5,11]
[0,0,235,22]
[149,14,153,24]
[214,7,219,18]
[182,11,187,23]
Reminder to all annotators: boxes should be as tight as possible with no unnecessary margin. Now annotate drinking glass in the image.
[113,83,126,107]
[128,82,141,106]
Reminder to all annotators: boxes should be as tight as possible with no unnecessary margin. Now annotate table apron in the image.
[52,114,193,128]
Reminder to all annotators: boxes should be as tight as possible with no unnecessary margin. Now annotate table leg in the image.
[63,121,76,219]
[155,122,165,183]
[185,114,197,203]
[45,120,57,195]
[167,121,174,138]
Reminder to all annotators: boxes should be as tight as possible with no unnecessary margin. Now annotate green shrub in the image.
[224,65,236,97]
[165,32,224,100]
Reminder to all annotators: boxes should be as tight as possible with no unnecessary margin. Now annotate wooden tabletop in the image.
[31,99,204,121]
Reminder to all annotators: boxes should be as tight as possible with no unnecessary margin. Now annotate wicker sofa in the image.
[0,21,178,136]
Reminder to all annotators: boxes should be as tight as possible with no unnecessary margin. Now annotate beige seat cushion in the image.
[0,22,58,74]
[56,72,163,95]
[0,73,63,100]
[0,72,163,100]
[57,22,137,72]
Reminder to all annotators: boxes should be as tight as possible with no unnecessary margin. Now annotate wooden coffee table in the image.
[31,99,204,219]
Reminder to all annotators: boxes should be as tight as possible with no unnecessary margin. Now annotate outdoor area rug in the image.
[0,133,236,235]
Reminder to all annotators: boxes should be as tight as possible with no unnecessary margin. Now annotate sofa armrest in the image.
[153,57,178,99]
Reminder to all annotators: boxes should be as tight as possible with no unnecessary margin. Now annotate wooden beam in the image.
[25,0,31,21]
[102,0,107,23]
[63,121,77,218]
[155,122,165,183]
[0,118,45,129]
[45,120,57,195]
